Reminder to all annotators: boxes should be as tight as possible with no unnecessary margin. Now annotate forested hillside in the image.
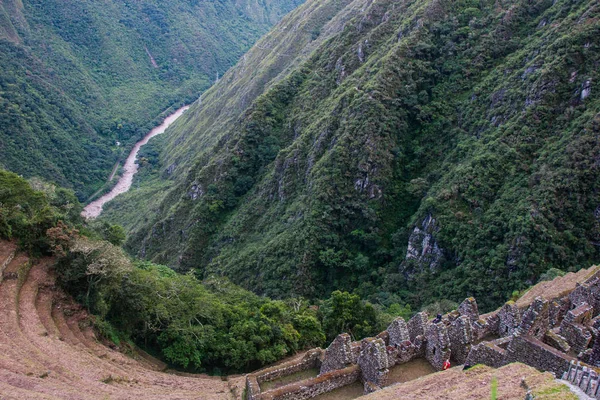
[103,0,600,313]
[0,0,303,199]
[0,169,395,372]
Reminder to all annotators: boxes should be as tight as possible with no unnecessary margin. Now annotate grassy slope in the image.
[104,0,600,311]
[0,0,303,199]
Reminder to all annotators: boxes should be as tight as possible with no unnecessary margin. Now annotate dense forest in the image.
[101,0,600,314]
[0,0,303,200]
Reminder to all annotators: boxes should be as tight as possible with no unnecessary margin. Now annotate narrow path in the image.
[82,106,189,219]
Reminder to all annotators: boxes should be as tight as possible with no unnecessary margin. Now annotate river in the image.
[82,105,189,219]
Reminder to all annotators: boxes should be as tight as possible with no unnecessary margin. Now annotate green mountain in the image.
[103,0,598,313]
[0,0,303,199]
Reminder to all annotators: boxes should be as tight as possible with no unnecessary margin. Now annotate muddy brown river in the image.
[82,105,189,219]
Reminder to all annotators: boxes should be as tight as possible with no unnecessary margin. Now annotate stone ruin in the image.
[246,267,600,400]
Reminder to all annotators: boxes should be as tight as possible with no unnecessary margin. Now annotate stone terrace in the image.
[0,241,235,399]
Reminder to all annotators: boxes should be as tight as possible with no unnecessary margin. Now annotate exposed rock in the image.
[188,182,204,200]
[582,79,592,100]
[400,214,444,278]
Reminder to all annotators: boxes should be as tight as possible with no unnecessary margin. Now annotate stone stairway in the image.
[0,241,233,399]
[562,360,600,398]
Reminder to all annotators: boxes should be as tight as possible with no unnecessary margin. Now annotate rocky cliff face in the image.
[401,214,444,278]
[104,0,600,311]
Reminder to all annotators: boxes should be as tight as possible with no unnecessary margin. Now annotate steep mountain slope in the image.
[0,0,303,199]
[105,0,600,311]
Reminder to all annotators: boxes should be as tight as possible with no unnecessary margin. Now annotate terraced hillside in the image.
[0,237,577,399]
[0,241,239,399]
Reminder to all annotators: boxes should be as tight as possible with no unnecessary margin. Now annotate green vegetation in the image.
[0,170,82,252]
[103,0,600,314]
[0,0,303,199]
[0,170,397,372]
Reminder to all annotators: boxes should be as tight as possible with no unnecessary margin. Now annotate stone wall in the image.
[425,322,451,370]
[357,338,389,391]
[246,266,600,400]
[458,298,479,323]
[465,339,507,368]
[258,366,360,400]
[498,302,521,337]
[407,312,428,342]
[320,333,352,374]
[516,297,549,339]
[246,350,322,400]
[388,317,410,347]
[504,335,574,376]
[449,315,473,364]
[562,361,600,398]
[560,302,593,354]
[256,350,322,384]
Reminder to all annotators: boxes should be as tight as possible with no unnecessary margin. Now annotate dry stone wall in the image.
[246,266,600,399]
[320,333,353,374]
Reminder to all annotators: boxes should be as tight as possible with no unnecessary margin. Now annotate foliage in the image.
[56,244,329,372]
[319,291,385,342]
[0,169,82,252]
[538,268,566,283]
[0,0,303,199]
[107,0,600,313]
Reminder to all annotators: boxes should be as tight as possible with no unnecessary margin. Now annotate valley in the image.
[82,105,190,219]
[0,0,599,397]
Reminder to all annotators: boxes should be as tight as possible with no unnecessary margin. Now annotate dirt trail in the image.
[82,106,189,219]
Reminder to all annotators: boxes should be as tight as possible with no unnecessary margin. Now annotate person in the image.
[442,359,451,370]
[433,314,443,323]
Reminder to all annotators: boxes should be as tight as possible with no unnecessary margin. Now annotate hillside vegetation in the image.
[103,0,600,312]
[0,0,303,199]
[0,170,398,372]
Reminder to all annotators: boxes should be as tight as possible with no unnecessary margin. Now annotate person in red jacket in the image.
[442,359,451,370]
